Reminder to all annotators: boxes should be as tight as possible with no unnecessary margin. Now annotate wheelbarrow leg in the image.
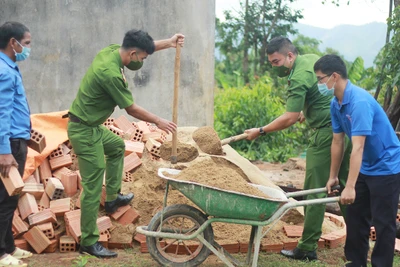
[246,226,257,265]
[251,226,263,267]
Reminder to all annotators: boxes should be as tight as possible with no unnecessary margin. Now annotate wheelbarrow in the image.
[136,168,341,267]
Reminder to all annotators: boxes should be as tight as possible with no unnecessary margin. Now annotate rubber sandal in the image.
[0,254,27,267]
[11,248,32,259]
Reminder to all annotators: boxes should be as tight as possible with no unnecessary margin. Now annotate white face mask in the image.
[317,75,335,96]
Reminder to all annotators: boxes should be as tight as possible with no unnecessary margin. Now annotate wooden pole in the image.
[171,41,181,164]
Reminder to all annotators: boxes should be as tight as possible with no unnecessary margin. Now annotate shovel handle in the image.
[221,133,249,146]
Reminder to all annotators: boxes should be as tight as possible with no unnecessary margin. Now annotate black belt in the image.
[313,123,332,131]
[62,112,82,123]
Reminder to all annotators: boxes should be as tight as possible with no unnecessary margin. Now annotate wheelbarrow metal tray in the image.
[158,168,288,222]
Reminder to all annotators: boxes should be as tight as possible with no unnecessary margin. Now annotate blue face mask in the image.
[317,75,335,96]
[13,40,31,61]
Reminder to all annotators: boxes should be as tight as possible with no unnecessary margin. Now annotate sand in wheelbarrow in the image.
[170,158,270,199]
[192,126,224,155]
[159,141,199,162]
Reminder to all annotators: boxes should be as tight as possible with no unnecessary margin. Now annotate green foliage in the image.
[214,75,310,162]
[215,0,303,85]
[293,35,322,55]
[348,56,364,84]
[72,255,96,267]
[382,6,400,90]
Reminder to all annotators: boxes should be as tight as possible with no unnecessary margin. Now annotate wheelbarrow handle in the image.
[285,185,340,198]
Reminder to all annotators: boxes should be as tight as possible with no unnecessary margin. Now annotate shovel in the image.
[220,133,249,146]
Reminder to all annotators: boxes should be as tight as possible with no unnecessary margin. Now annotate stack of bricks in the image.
[11,116,162,254]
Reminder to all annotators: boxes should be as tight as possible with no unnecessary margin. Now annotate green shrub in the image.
[214,75,311,162]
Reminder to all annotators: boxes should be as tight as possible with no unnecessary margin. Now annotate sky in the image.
[215,0,389,29]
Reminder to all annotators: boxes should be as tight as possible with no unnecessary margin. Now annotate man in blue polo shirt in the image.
[314,54,400,267]
[0,21,33,266]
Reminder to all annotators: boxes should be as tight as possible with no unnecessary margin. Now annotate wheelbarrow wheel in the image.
[146,204,214,267]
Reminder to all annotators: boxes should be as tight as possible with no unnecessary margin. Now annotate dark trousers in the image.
[0,139,27,257]
[345,172,400,267]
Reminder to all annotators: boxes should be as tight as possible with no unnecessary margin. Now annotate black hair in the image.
[0,21,30,49]
[266,36,298,55]
[314,54,348,79]
[122,29,155,55]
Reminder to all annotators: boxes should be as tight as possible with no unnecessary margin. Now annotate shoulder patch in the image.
[120,68,126,83]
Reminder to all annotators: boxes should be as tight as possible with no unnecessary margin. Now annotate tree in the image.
[215,0,303,85]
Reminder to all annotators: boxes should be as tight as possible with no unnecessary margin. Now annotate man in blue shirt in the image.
[0,21,33,266]
[314,54,400,267]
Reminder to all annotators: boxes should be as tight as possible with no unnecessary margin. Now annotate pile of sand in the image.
[159,141,199,162]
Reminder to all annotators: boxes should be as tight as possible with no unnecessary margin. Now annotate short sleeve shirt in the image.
[286,54,332,129]
[69,44,134,126]
[331,80,400,175]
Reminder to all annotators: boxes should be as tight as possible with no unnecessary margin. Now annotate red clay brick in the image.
[18,193,39,220]
[127,127,143,142]
[38,158,52,185]
[43,238,58,253]
[99,234,108,249]
[50,198,71,216]
[110,205,131,220]
[261,243,283,253]
[221,242,240,254]
[124,140,144,157]
[108,125,125,138]
[59,235,76,252]
[136,121,151,134]
[0,166,24,196]
[28,209,57,226]
[282,240,298,250]
[23,226,52,254]
[123,153,142,172]
[49,145,64,159]
[114,115,136,133]
[52,167,70,180]
[38,192,50,211]
[21,184,44,200]
[28,129,46,153]
[321,230,346,249]
[143,132,166,143]
[14,239,32,251]
[118,208,140,225]
[134,233,146,243]
[37,222,55,239]
[49,154,73,170]
[283,225,303,238]
[60,171,78,197]
[108,240,133,249]
[97,216,112,233]
[45,177,64,200]
[12,213,28,237]
[145,138,161,157]
[370,226,376,241]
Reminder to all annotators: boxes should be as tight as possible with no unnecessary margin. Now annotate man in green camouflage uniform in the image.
[67,29,184,258]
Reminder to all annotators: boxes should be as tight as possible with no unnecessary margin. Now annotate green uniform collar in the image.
[110,44,124,69]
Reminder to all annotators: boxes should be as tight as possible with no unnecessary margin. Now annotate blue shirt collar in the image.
[0,51,17,69]
[333,80,352,110]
